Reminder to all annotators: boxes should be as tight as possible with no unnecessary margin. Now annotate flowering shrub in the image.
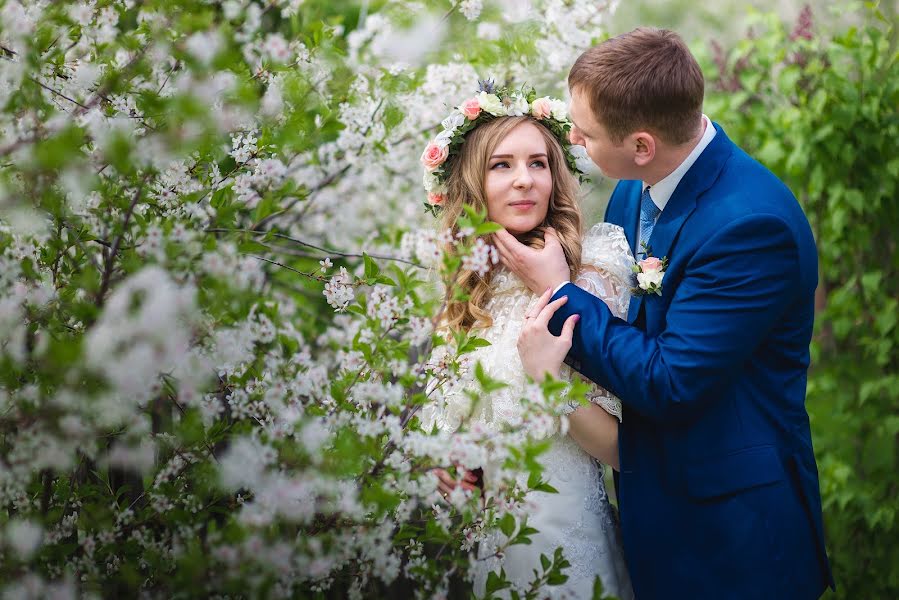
[704,4,899,597]
[0,0,615,597]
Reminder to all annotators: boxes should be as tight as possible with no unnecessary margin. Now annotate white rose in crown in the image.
[632,255,667,296]
[475,91,505,116]
[549,99,568,121]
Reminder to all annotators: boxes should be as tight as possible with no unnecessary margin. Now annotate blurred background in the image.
[0,0,894,596]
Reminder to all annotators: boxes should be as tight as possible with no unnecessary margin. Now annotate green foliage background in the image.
[584,3,897,596]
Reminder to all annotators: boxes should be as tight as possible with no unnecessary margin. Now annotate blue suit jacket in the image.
[550,124,835,599]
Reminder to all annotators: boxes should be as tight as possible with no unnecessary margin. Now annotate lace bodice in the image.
[424,222,634,433]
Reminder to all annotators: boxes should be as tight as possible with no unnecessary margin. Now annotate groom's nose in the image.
[569,127,586,147]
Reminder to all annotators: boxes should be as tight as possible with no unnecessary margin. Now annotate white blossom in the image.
[5,519,43,560]
[323,267,355,311]
[459,0,484,21]
[461,238,500,277]
[185,30,224,65]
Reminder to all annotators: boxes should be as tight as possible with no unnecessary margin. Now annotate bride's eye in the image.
[530,160,547,168]
[490,161,510,170]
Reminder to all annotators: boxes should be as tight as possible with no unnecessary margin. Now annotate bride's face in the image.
[484,122,553,235]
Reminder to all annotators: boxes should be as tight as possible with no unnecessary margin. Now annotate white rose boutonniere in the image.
[631,254,668,296]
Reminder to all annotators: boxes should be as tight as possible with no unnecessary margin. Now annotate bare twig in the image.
[247,255,327,281]
[206,227,423,269]
[252,99,386,231]
[167,394,220,464]
[0,133,41,158]
[156,60,180,95]
[0,44,151,158]
[60,221,102,272]
[250,162,352,231]
[96,177,148,307]
[32,77,90,110]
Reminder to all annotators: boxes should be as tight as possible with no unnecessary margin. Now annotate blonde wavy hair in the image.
[439,116,583,332]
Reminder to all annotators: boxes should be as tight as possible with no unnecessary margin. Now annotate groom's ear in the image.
[630,131,656,167]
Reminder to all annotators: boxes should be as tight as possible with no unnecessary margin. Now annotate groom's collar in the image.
[642,114,716,213]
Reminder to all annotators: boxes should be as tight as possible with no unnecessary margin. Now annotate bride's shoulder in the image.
[581,222,630,257]
[579,222,634,280]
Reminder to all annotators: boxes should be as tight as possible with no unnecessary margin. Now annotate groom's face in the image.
[568,89,637,180]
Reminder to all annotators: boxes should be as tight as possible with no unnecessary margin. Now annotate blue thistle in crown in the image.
[477,78,496,94]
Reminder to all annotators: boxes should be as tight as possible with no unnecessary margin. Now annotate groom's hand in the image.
[518,288,580,382]
[493,227,570,295]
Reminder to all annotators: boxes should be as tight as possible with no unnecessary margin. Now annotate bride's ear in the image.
[631,131,656,166]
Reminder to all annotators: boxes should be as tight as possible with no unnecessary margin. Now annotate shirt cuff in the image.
[552,281,570,296]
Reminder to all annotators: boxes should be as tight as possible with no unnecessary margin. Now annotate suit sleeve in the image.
[549,214,801,423]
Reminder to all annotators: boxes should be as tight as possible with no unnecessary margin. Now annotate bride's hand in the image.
[432,467,479,499]
[518,288,580,382]
[493,227,570,295]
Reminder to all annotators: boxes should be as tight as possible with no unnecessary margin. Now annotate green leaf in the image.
[474,361,508,393]
[486,570,510,594]
[499,512,516,538]
[540,553,551,571]
[592,574,614,600]
[363,253,380,280]
[458,334,491,355]
[475,221,503,235]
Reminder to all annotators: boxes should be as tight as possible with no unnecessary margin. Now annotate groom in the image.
[495,28,835,599]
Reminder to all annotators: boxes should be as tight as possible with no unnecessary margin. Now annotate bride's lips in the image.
[508,200,537,210]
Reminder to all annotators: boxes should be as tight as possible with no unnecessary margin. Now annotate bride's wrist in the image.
[535,368,560,383]
[551,280,570,295]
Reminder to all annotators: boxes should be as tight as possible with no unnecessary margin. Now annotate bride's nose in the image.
[512,166,534,190]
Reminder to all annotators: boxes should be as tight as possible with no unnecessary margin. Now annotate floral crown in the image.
[420,79,583,213]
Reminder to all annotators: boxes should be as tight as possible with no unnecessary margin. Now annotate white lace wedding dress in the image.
[425,223,636,599]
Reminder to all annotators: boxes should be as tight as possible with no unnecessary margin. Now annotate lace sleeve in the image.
[574,269,628,320]
[563,223,634,422]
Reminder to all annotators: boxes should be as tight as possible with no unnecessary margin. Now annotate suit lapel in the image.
[624,184,641,259]
[627,123,734,325]
[613,183,641,324]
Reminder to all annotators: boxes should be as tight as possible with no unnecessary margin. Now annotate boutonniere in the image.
[631,244,668,297]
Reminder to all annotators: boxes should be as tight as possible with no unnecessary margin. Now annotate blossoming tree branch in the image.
[0,0,617,597]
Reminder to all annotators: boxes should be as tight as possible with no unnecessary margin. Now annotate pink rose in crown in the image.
[639,256,663,273]
[460,97,481,120]
[531,97,552,120]
[420,142,449,171]
[427,191,446,205]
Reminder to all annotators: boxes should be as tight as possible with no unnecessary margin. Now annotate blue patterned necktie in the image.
[639,186,661,258]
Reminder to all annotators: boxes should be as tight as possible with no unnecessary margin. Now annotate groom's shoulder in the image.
[715,134,792,199]
[699,141,813,244]
[709,140,799,216]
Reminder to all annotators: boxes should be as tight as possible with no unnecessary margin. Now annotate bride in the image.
[420,84,635,599]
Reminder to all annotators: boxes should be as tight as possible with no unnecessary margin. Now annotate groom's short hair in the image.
[569,27,704,145]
